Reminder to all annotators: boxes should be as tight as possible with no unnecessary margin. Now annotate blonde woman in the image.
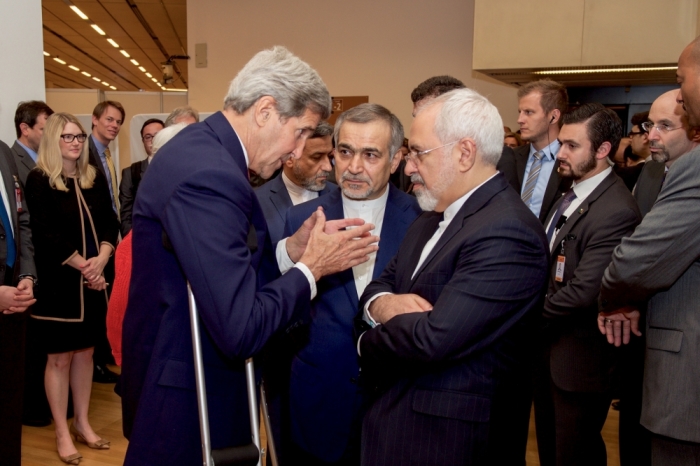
[25,113,119,465]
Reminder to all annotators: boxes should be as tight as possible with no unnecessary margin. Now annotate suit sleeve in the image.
[545,204,640,318]
[601,153,700,310]
[359,219,548,367]
[119,166,134,237]
[161,166,312,359]
[92,173,119,251]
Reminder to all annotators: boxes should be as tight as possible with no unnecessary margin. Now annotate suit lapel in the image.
[269,176,293,226]
[515,144,530,187]
[373,186,410,279]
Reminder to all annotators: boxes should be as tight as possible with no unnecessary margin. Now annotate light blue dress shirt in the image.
[522,139,561,217]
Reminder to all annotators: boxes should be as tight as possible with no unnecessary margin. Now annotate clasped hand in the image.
[0,279,36,314]
[81,256,108,291]
[597,307,642,347]
[369,293,433,325]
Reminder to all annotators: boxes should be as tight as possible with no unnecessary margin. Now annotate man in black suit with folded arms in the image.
[357,88,550,466]
[498,79,572,223]
[533,104,641,466]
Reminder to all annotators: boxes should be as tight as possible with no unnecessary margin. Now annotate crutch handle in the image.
[211,444,260,466]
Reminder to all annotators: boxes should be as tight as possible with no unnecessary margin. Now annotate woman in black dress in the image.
[25,113,119,465]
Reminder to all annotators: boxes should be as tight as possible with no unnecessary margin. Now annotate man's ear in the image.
[457,138,477,172]
[253,96,277,127]
[689,126,700,143]
[19,122,30,137]
[389,149,402,174]
[596,141,612,160]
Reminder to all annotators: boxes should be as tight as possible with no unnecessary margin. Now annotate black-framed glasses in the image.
[60,133,87,143]
[641,121,683,134]
[142,134,156,142]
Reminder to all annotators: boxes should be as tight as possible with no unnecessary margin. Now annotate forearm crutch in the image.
[188,283,261,466]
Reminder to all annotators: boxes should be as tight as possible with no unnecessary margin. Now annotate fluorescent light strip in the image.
[534,66,678,75]
[43,51,50,56]
[138,66,146,72]
[92,77,101,82]
[151,77,158,83]
[68,65,80,71]
[145,72,152,78]
[120,50,130,58]
[70,5,89,20]
[91,24,106,36]
[53,58,66,65]
[130,59,139,66]
[107,38,119,48]
[102,81,109,86]
[162,88,188,92]
[109,86,117,90]
[82,71,91,77]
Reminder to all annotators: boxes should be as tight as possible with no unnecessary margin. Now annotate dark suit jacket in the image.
[633,160,665,218]
[88,135,108,181]
[10,141,35,188]
[119,159,149,237]
[120,112,313,466]
[254,171,337,244]
[284,185,421,462]
[0,140,36,465]
[498,143,572,223]
[357,173,549,466]
[543,170,641,393]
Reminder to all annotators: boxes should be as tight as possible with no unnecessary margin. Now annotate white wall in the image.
[187,0,520,131]
[0,0,45,145]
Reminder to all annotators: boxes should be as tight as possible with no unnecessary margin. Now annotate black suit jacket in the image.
[498,143,572,223]
[10,142,35,188]
[633,160,665,218]
[88,135,108,181]
[543,171,641,392]
[119,159,149,237]
[357,173,550,466]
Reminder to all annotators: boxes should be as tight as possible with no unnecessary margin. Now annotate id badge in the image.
[555,255,565,282]
[13,176,22,212]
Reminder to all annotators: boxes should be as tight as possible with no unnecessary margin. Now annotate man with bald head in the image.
[599,37,700,465]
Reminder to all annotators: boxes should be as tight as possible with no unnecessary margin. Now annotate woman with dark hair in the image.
[25,112,118,465]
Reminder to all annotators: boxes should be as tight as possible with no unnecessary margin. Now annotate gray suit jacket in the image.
[10,141,36,188]
[633,160,665,218]
[600,147,700,443]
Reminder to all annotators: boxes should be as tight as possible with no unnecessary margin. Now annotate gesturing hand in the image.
[369,293,433,325]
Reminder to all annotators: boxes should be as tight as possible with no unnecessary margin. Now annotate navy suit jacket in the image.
[357,173,549,466]
[120,112,313,466]
[283,185,421,461]
[255,172,336,244]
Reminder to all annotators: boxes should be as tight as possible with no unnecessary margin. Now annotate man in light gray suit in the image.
[11,101,53,187]
[598,37,700,465]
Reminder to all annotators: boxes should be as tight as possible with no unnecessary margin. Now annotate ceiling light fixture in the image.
[138,66,146,72]
[162,88,188,92]
[109,86,117,90]
[130,59,139,66]
[82,71,91,77]
[91,24,106,35]
[53,58,66,65]
[533,65,678,75]
[145,72,152,78]
[151,77,158,83]
[43,51,50,56]
[107,38,119,48]
[69,5,89,20]
[102,81,109,86]
[120,50,130,58]
[92,77,101,82]
[68,65,80,71]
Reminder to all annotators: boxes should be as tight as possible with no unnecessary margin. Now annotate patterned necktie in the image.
[0,199,15,268]
[546,189,577,242]
[104,147,120,219]
[521,151,543,206]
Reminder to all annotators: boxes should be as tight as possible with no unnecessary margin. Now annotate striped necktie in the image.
[104,147,120,219]
[521,150,543,206]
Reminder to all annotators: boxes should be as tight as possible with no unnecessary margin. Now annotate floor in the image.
[21,368,620,465]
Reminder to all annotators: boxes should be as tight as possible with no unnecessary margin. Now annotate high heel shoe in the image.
[58,451,82,465]
[70,423,111,449]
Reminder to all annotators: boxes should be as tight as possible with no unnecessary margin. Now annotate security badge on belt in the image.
[555,234,576,282]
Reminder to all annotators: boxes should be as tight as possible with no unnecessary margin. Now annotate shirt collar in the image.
[572,166,612,200]
[530,139,561,161]
[233,129,249,167]
[16,140,38,161]
[442,172,499,224]
[91,134,108,155]
[342,183,390,211]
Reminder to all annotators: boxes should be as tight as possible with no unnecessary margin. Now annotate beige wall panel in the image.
[187,0,520,133]
[105,91,162,172]
[163,93,189,114]
[45,89,101,115]
[473,0,585,70]
[581,0,697,66]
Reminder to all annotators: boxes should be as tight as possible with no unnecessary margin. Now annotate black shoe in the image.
[93,364,119,383]
[22,416,52,427]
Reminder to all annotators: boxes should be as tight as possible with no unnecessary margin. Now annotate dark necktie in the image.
[546,189,577,242]
[0,199,16,267]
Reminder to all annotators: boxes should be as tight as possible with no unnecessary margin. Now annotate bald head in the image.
[648,89,700,166]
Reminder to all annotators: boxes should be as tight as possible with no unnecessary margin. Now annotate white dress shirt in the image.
[282,171,320,206]
[546,167,612,251]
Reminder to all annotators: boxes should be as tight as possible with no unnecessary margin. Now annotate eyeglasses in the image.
[628,130,646,137]
[142,134,156,142]
[641,121,683,134]
[405,140,460,165]
[60,133,87,143]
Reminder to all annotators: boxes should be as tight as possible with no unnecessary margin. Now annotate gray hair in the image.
[423,88,504,167]
[224,46,331,120]
[311,121,333,139]
[333,103,404,159]
[165,106,200,127]
[152,122,188,156]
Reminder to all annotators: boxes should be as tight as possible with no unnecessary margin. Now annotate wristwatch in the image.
[18,274,38,286]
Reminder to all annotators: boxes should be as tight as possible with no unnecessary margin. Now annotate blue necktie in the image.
[546,189,577,242]
[0,199,16,267]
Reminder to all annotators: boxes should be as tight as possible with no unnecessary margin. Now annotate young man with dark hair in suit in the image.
[628,111,651,165]
[599,37,700,465]
[12,100,54,187]
[0,139,37,466]
[118,118,164,236]
[357,88,549,466]
[256,120,336,244]
[498,78,573,223]
[276,104,421,465]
